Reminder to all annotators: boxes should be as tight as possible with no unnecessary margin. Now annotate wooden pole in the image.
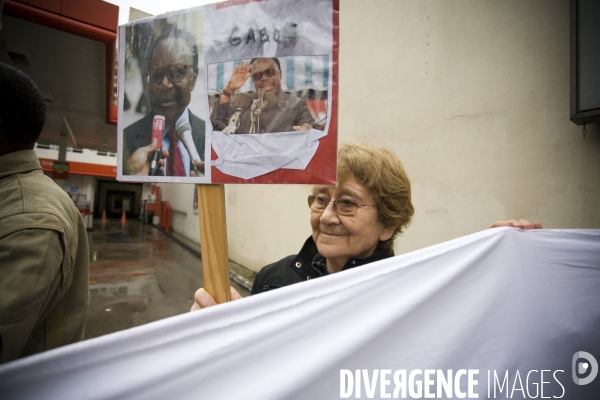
[197,184,230,303]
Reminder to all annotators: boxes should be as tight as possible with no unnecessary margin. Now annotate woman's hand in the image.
[489,219,542,229]
[190,286,242,311]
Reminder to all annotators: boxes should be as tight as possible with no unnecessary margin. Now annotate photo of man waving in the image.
[210,57,315,134]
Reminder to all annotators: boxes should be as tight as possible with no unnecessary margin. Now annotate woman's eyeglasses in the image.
[251,68,278,81]
[147,65,192,85]
[307,195,375,216]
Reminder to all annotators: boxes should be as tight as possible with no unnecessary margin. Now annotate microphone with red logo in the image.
[149,115,165,176]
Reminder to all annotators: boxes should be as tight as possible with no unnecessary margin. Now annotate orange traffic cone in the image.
[101,209,107,221]
[121,210,127,223]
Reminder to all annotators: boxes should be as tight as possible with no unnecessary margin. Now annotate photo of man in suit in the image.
[123,26,205,177]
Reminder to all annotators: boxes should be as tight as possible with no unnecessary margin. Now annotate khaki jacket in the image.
[0,150,89,363]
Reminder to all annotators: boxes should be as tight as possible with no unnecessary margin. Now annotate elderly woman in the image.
[251,143,413,294]
[192,143,540,308]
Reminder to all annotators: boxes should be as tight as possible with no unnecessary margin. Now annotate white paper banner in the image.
[212,128,327,179]
[1,229,599,399]
[203,0,334,181]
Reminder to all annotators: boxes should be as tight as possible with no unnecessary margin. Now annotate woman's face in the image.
[310,175,395,273]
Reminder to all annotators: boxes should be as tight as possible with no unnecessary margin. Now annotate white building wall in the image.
[160,0,600,272]
[159,183,201,245]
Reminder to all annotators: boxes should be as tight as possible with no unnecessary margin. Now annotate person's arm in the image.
[210,63,252,131]
[0,229,64,363]
[489,219,542,229]
[210,101,235,131]
[218,62,252,105]
[292,99,316,131]
[190,286,242,311]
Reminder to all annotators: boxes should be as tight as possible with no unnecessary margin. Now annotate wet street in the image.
[85,218,250,340]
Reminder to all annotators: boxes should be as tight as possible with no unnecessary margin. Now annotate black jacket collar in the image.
[289,236,394,281]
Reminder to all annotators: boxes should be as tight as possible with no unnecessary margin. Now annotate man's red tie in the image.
[167,128,186,176]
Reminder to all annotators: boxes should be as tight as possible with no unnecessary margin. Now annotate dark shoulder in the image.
[189,110,205,124]
[124,114,152,134]
[251,254,297,295]
[189,110,206,136]
[250,237,317,295]
[123,115,153,155]
[279,91,304,108]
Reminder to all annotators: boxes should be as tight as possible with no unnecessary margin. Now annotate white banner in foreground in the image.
[0,229,599,399]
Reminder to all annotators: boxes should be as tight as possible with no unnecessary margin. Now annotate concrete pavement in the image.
[85,218,251,340]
